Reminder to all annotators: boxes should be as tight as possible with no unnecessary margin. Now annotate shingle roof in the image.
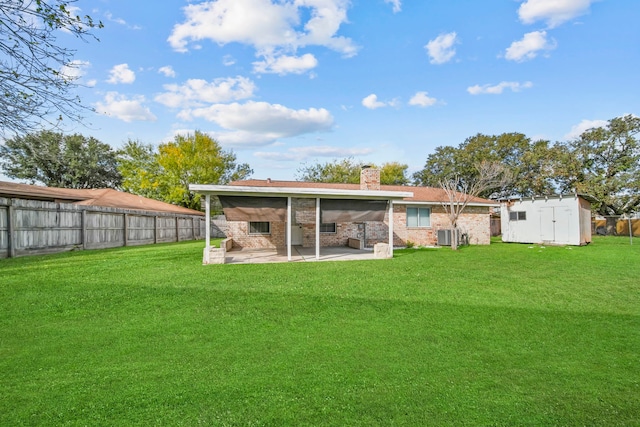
[229,179,495,205]
[0,181,204,215]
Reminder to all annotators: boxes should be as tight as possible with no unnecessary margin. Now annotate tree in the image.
[413,133,560,198]
[296,158,363,183]
[0,0,102,136]
[296,158,409,185]
[564,115,640,233]
[440,161,512,250]
[380,161,409,185]
[0,130,121,188]
[117,139,163,200]
[156,131,253,210]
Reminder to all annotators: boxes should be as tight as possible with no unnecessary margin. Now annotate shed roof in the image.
[498,193,598,204]
[0,181,204,216]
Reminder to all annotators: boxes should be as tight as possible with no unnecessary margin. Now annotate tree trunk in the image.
[451,227,459,250]
[605,216,618,235]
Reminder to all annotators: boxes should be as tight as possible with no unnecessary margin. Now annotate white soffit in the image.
[189,184,413,200]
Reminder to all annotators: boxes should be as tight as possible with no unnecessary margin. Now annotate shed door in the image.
[540,207,572,244]
[554,208,571,244]
[540,207,555,242]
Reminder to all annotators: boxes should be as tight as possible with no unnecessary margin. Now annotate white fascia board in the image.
[189,184,413,200]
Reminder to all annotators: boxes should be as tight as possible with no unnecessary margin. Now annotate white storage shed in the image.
[500,194,593,246]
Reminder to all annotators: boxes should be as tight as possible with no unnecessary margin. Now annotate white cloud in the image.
[104,11,126,26]
[425,32,458,65]
[209,131,279,147]
[409,91,437,107]
[518,0,594,28]
[362,94,397,109]
[104,11,142,30]
[155,76,256,108]
[107,63,135,84]
[255,145,373,161]
[467,81,533,95]
[167,0,358,60]
[60,60,90,81]
[505,31,556,62]
[95,92,157,122]
[564,118,608,139]
[223,55,236,66]
[158,66,176,78]
[178,101,334,142]
[253,53,318,75]
[384,0,402,13]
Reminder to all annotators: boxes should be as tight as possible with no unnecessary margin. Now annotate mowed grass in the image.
[1,237,639,426]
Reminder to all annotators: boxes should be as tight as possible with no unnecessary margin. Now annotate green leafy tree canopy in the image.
[566,114,640,217]
[117,132,253,210]
[413,133,565,198]
[117,139,163,200]
[0,130,121,188]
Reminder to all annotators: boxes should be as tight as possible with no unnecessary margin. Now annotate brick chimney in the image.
[360,166,381,191]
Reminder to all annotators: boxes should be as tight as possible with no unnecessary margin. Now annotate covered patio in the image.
[224,245,377,264]
[189,183,413,264]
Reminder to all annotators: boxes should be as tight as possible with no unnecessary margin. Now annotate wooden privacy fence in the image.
[593,218,640,237]
[0,197,209,258]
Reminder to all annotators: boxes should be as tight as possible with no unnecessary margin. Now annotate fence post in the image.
[123,213,128,246]
[7,199,15,258]
[81,209,87,250]
[175,216,180,242]
[154,216,158,244]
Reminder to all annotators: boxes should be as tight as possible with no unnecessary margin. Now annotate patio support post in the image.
[205,194,211,264]
[388,200,394,258]
[287,196,292,261]
[315,197,320,260]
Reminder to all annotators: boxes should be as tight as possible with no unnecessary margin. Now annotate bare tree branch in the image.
[0,0,102,137]
[440,161,512,250]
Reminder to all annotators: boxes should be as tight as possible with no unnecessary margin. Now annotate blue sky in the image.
[53,0,640,181]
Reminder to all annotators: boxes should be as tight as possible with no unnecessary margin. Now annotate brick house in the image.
[190,168,496,262]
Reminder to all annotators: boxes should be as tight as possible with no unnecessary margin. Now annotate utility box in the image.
[500,194,593,246]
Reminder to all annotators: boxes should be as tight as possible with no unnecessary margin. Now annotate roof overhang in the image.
[189,184,413,200]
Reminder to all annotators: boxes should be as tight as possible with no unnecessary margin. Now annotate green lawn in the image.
[1,237,639,426]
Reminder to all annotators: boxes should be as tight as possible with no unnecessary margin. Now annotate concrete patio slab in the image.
[224,246,378,264]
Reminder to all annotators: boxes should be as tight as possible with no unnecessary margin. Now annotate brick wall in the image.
[225,220,286,249]
[369,204,491,247]
[225,198,491,249]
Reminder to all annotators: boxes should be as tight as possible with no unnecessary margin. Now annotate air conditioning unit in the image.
[437,229,451,246]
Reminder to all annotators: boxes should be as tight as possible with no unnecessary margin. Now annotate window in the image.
[406,207,431,227]
[509,211,527,221]
[319,223,336,233]
[249,221,270,234]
